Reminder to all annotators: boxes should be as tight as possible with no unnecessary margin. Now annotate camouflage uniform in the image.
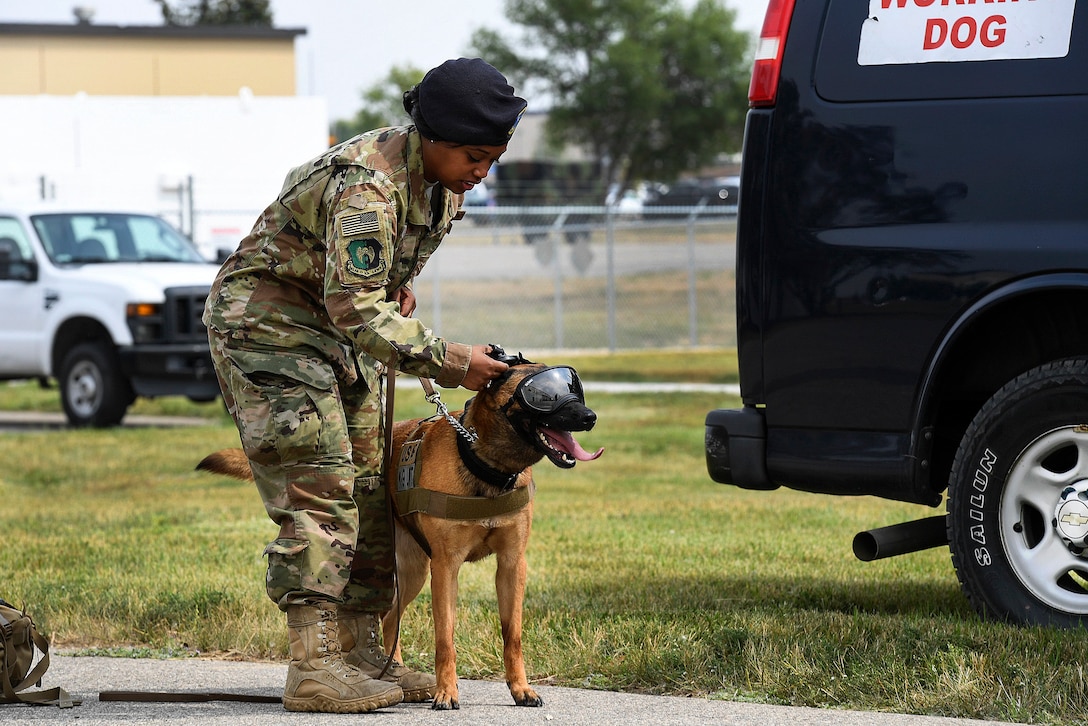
[204,126,471,612]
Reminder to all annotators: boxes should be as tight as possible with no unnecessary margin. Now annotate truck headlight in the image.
[126,302,164,342]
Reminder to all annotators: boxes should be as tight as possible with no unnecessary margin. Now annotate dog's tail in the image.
[196,448,255,482]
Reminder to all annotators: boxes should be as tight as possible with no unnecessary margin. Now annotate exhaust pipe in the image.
[852,515,948,562]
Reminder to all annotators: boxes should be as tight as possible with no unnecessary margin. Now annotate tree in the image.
[471,0,750,194]
[155,0,273,26]
[331,65,426,143]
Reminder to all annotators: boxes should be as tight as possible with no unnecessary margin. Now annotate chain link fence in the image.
[411,205,737,352]
[188,203,737,352]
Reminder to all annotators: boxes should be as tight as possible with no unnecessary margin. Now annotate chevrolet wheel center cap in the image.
[1055,483,1088,547]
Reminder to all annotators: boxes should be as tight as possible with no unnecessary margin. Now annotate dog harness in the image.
[393,416,534,522]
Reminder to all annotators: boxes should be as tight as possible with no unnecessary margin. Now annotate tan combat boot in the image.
[283,604,403,713]
[338,609,437,703]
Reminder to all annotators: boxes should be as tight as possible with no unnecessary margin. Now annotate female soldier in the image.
[203,58,526,714]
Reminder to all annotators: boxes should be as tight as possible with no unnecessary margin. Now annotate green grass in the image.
[2,350,1088,724]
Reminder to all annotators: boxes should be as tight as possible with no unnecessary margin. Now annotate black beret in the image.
[408,58,527,147]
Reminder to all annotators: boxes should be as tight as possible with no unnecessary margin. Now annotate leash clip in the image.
[421,380,478,443]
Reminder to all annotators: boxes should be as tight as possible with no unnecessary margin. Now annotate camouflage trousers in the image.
[208,331,394,612]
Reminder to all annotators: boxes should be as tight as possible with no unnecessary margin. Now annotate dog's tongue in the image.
[541,427,604,461]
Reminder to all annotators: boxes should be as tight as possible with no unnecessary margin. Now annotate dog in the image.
[198,349,602,710]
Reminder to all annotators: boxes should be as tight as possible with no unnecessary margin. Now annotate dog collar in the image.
[456,405,524,491]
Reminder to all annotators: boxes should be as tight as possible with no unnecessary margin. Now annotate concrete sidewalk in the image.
[8,655,1024,726]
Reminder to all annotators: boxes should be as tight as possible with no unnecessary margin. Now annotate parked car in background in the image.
[0,207,220,426]
[704,0,1087,627]
[605,183,652,216]
[644,176,739,215]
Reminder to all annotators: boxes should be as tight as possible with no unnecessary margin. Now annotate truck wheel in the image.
[59,342,134,428]
[947,357,1088,627]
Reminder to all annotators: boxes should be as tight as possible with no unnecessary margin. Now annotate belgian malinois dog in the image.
[198,349,602,710]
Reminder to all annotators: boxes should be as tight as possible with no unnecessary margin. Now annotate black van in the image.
[705,0,1087,626]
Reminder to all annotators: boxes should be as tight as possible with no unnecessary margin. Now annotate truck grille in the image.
[164,286,211,343]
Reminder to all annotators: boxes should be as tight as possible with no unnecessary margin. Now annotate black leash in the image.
[99,690,281,704]
[378,359,401,682]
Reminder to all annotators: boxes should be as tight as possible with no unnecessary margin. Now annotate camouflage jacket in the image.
[203,126,471,390]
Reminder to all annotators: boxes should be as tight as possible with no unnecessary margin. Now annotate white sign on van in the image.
[858,0,1076,66]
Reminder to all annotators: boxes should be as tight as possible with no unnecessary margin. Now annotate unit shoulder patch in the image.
[336,206,391,285]
[346,237,384,276]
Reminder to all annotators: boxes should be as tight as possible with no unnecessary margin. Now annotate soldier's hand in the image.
[391,286,417,317]
[462,344,509,391]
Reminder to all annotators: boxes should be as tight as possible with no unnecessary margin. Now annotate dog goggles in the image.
[514,366,585,414]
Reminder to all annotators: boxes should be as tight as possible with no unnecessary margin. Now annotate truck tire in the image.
[947,357,1088,627]
[59,341,135,428]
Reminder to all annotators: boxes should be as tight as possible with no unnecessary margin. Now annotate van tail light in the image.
[748,0,797,107]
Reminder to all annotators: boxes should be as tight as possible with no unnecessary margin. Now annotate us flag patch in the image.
[340,211,380,237]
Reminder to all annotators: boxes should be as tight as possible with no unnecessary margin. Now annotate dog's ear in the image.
[491,367,519,388]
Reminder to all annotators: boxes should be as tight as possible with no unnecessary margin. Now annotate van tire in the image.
[59,341,135,428]
[947,358,1088,627]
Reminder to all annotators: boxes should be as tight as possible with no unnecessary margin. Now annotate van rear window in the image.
[815,0,1087,101]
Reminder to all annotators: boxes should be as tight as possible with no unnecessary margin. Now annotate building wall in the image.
[0,23,320,259]
[0,26,299,97]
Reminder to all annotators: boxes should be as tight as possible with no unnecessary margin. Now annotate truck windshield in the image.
[31,213,206,265]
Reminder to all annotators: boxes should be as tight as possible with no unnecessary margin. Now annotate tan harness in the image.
[388,379,535,559]
[393,421,534,521]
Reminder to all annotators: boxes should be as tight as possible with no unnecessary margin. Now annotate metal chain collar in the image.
[424,387,478,443]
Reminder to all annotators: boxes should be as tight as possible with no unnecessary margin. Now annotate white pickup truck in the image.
[0,207,222,426]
